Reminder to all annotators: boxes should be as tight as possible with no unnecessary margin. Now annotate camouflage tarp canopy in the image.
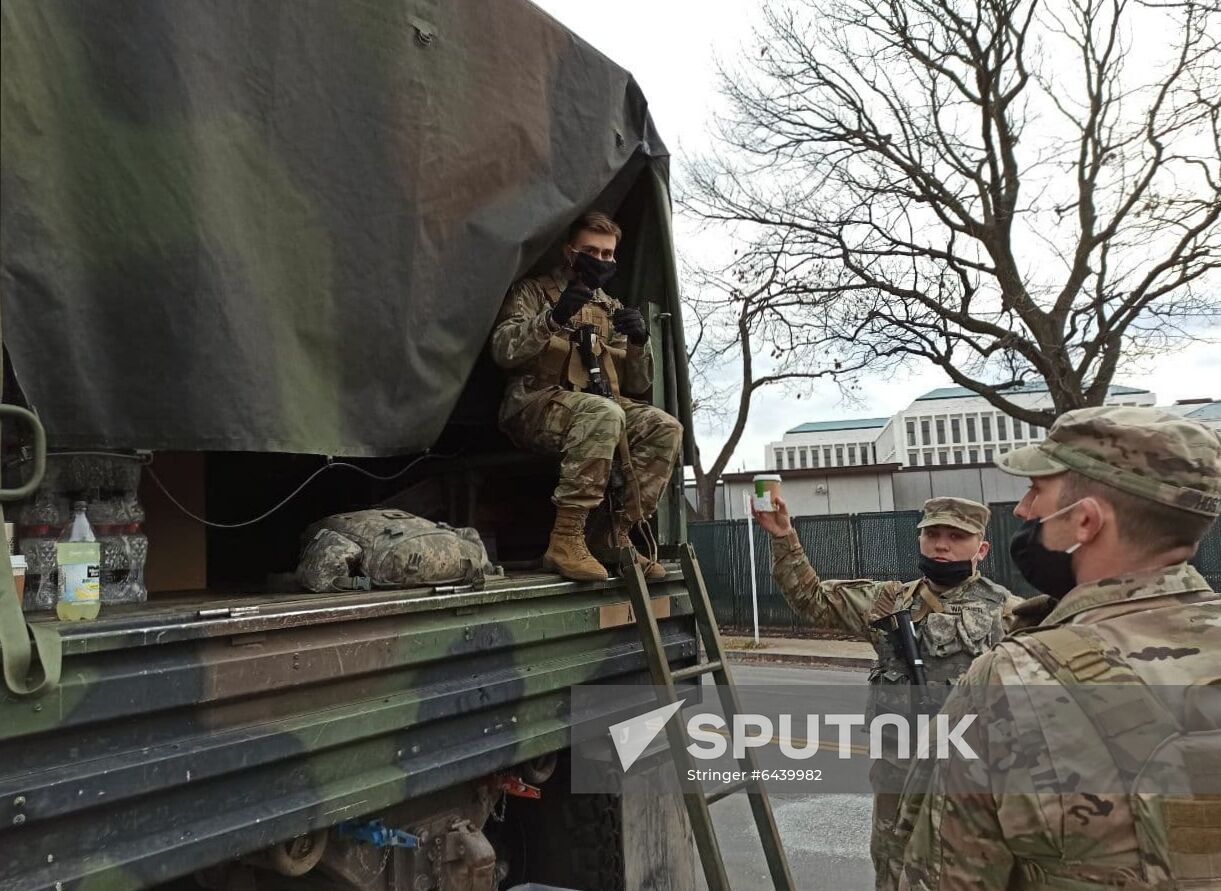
[1,0,686,457]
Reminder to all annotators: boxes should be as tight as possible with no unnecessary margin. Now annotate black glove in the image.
[613,307,648,346]
[551,283,592,326]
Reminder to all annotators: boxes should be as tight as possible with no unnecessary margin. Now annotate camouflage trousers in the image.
[502,388,682,515]
[869,759,909,891]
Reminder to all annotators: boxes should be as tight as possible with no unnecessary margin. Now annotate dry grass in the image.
[721,636,771,650]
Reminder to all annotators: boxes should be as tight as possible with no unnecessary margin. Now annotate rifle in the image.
[573,324,627,506]
[870,608,928,686]
[574,324,610,398]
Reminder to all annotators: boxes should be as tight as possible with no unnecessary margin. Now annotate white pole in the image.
[744,492,761,644]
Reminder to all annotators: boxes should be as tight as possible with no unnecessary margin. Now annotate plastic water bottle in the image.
[56,501,101,621]
[18,493,65,611]
[119,494,148,604]
[88,496,126,603]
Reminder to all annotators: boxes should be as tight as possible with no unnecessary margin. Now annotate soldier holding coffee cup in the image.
[752,493,1021,891]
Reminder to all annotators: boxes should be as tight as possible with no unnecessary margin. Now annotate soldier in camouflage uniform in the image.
[491,212,683,582]
[897,406,1221,890]
[754,494,1017,891]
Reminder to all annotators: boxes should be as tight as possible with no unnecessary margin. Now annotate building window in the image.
[981,416,992,441]
[847,445,857,465]
[923,449,934,465]
[953,449,964,464]
[908,450,918,465]
[997,417,1008,440]
[787,448,796,468]
[862,443,872,464]
[811,449,820,468]
[966,417,977,442]
[799,448,808,468]
[984,447,994,462]
[938,449,949,465]
[835,445,845,466]
[935,419,946,443]
[824,447,832,467]
[998,445,1010,455]
[1012,420,1023,439]
[968,448,979,463]
[951,418,962,444]
[774,450,784,469]
[906,421,916,446]
[921,419,931,444]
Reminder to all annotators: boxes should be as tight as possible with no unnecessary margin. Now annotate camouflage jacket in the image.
[769,530,1017,685]
[490,270,652,423]
[896,562,1221,891]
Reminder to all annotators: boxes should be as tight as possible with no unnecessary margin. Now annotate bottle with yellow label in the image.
[56,501,101,621]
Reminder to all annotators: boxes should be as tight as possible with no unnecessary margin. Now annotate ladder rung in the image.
[705,777,751,804]
[672,659,723,682]
[623,542,794,889]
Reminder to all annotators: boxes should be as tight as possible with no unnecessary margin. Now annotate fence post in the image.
[744,494,760,644]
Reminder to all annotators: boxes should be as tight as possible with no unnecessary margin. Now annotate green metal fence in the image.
[689,504,1221,631]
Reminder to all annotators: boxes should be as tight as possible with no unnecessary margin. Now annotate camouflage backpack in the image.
[1013,625,1221,889]
[297,510,499,593]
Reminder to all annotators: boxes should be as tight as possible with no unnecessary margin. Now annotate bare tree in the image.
[684,237,870,520]
[684,0,1221,427]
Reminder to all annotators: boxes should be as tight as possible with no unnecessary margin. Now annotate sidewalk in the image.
[719,634,873,670]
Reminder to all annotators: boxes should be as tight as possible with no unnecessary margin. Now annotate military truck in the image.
[0,2,701,889]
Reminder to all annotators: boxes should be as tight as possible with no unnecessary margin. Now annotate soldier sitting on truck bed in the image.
[490,211,683,583]
[753,495,1021,891]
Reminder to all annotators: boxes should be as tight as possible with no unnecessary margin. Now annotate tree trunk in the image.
[690,472,714,522]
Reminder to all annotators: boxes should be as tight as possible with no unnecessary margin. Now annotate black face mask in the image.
[572,251,617,290]
[1008,517,1079,600]
[917,554,975,588]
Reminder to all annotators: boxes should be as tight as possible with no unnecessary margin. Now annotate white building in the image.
[765,383,1156,471]
[766,417,889,472]
[1162,399,1221,431]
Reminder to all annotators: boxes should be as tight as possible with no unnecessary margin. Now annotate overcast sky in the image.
[532,0,1220,473]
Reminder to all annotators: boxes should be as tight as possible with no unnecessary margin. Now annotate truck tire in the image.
[552,791,624,891]
[496,754,625,891]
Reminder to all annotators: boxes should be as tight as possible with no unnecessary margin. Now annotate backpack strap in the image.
[1009,625,1182,784]
[1014,627,1221,887]
[0,506,62,697]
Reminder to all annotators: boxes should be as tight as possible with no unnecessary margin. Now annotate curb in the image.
[723,650,872,671]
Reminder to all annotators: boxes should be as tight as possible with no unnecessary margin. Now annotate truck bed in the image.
[1,569,697,890]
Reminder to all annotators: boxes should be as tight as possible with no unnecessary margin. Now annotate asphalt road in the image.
[697,663,875,891]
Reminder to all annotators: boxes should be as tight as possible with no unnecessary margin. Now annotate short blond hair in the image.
[568,211,621,244]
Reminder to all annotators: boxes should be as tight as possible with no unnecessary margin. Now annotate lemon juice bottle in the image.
[56,501,101,621]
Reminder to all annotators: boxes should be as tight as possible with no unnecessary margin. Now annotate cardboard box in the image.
[138,452,207,593]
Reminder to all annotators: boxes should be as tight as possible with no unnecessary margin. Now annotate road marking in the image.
[711,727,871,756]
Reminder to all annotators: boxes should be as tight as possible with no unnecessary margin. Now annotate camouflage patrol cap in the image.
[917,497,990,535]
[996,406,1221,517]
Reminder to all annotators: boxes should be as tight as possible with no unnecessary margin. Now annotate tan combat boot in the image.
[615,517,666,581]
[543,506,609,582]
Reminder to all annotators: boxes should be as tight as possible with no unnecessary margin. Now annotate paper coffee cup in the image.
[753,474,782,512]
[10,554,26,606]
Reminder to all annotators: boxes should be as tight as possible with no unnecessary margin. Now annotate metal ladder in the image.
[620,542,795,891]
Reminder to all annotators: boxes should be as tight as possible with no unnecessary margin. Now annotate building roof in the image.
[1187,401,1221,421]
[724,463,902,482]
[785,417,890,435]
[914,383,1150,401]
